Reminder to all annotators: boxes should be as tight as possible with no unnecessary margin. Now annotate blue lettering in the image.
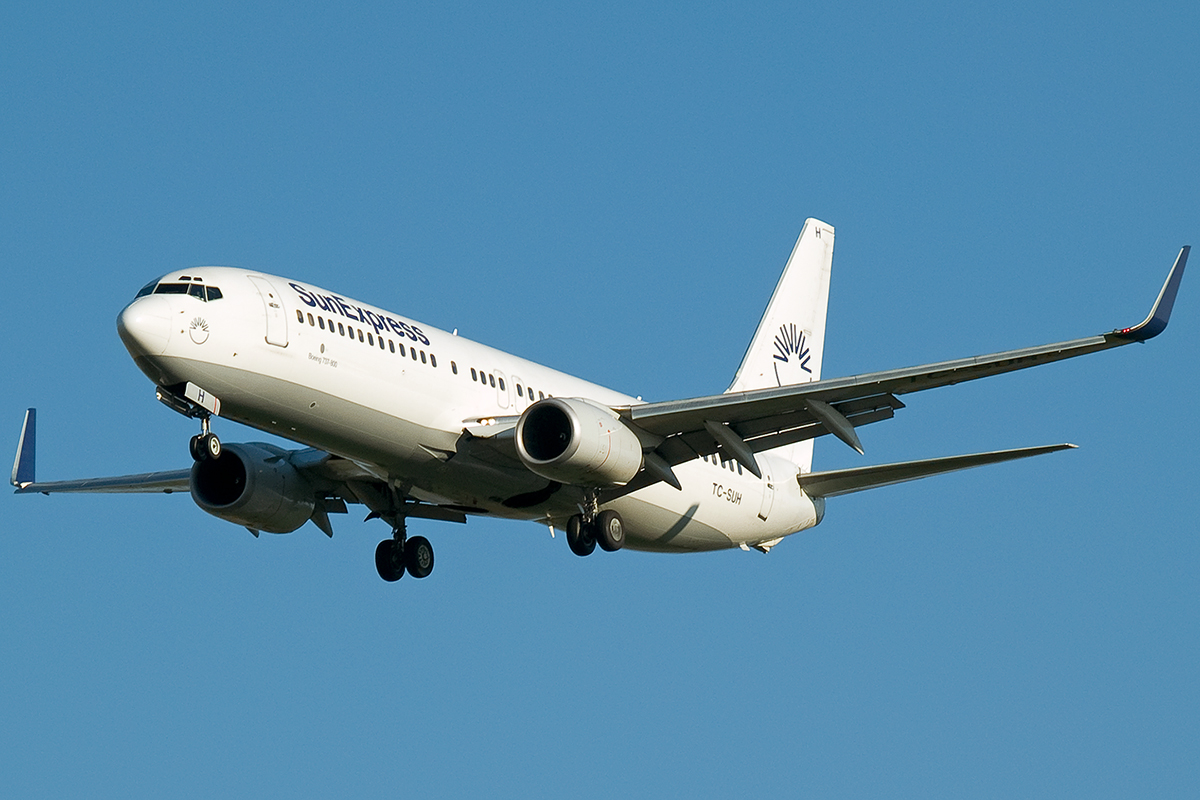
[363,310,386,335]
[290,283,317,308]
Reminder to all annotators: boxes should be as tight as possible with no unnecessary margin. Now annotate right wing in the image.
[609,246,1187,492]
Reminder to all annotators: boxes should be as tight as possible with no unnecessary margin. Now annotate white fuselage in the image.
[117,267,823,552]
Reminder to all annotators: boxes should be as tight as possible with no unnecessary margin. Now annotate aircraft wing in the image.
[9,410,190,494]
[10,408,463,535]
[610,246,1187,492]
[13,470,193,495]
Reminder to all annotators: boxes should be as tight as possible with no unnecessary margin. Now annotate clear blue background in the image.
[3,2,1197,797]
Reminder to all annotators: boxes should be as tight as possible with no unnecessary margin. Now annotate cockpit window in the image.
[147,281,224,301]
[135,280,157,299]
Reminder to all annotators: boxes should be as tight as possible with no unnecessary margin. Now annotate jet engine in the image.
[190,442,316,533]
[515,398,644,487]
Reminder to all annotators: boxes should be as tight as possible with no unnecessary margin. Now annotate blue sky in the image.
[3,2,1197,797]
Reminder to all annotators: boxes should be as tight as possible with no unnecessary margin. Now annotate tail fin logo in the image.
[772,323,811,373]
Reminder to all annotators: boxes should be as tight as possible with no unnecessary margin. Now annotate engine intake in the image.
[190,442,316,533]
[516,398,644,487]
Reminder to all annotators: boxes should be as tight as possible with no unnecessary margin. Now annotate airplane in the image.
[10,220,1189,584]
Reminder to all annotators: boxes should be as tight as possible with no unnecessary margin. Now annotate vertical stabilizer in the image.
[727,219,834,470]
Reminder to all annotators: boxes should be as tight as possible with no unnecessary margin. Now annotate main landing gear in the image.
[565,496,625,557]
[374,521,435,582]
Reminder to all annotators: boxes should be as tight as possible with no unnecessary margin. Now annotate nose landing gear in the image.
[155,383,223,463]
[188,417,221,462]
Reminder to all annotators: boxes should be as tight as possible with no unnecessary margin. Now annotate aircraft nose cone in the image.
[117,295,172,357]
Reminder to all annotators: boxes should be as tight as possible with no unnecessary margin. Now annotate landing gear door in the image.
[247,275,288,348]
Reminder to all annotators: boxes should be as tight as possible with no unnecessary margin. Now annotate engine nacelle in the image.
[190,442,315,533]
[515,398,644,487]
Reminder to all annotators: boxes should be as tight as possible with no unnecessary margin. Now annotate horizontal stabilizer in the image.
[799,443,1077,498]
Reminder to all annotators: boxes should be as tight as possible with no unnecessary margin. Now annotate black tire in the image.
[203,433,222,460]
[405,535,434,579]
[566,515,596,557]
[375,539,404,582]
[189,435,204,462]
[595,509,625,552]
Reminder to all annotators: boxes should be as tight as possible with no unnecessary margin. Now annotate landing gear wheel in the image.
[189,435,203,462]
[566,514,596,557]
[201,432,221,460]
[405,535,434,578]
[375,539,405,582]
[595,510,625,552]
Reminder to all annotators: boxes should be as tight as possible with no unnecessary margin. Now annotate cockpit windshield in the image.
[135,276,223,302]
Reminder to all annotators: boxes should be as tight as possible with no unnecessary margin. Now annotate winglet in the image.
[11,408,35,488]
[1115,246,1189,341]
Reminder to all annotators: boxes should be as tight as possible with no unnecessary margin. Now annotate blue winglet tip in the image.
[1115,245,1189,342]
[12,408,35,488]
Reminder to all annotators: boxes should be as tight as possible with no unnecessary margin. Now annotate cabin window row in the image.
[704,453,744,475]
[465,367,547,401]
[296,309,552,400]
[299,310,437,367]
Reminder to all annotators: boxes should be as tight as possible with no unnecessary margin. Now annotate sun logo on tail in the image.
[772,323,811,373]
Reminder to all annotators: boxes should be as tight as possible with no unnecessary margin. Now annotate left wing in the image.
[11,408,464,536]
[609,246,1187,491]
[11,410,192,495]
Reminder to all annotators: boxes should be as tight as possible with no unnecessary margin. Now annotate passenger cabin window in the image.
[295,309,304,323]
[451,362,458,374]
